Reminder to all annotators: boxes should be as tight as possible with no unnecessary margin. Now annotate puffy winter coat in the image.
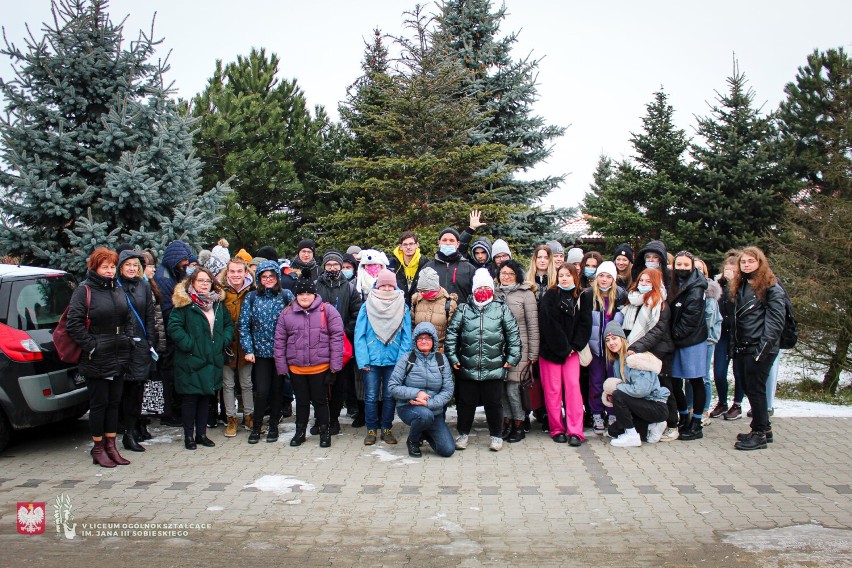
[424,251,475,304]
[221,271,255,368]
[705,279,723,344]
[669,269,709,348]
[496,283,540,381]
[410,288,458,352]
[66,270,134,380]
[273,295,345,375]
[315,271,362,339]
[117,251,156,381]
[167,284,234,396]
[445,297,522,381]
[583,287,627,357]
[732,280,786,362]
[613,353,671,403]
[388,322,454,414]
[354,299,413,368]
[153,240,192,322]
[538,287,592,364]
[240,263,294,359]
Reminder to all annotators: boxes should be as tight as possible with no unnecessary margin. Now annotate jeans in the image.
[363,365,396,430]
[714,332,744,404]
[397,405,455,457]
[223,362,253,417]
[766,351,781,411]
[612,390,668,432]
[734,353,774,432]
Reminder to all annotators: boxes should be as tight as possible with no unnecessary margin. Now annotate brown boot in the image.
[104,436,131,465]
[91,439,117,468]
[224,416,238,438]
[243,414,254,431]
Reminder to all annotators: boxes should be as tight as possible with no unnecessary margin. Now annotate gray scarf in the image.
[622,291,661,346]
[366,289,406,345]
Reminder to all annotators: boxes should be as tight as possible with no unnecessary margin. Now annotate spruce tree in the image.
[0,0,228,273]
[434,0,570,244]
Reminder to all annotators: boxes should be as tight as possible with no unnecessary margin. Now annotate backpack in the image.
[779,290,798,350]
[403,350,445,381]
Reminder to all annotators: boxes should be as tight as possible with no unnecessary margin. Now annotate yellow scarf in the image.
[393,246,421,284]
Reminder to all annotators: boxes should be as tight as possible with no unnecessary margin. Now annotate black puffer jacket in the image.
[118,251,157,381]
[717,278,734,334]
[66,270,134,380]
[669,269,708,348]
[732,279,786,362]
[315,272,363,339]
[538,288,592,363]
[425,251,476,304]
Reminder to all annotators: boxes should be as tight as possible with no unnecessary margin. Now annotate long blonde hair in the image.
[526,244,557,286]
[591,276,619,315]
[605,334,628,379]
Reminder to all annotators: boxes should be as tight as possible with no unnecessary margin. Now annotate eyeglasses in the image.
[260,274,277,280]
[195,278,212,284]
[401,242,418,248]
[416,336,433,342]
[324,263,341,269]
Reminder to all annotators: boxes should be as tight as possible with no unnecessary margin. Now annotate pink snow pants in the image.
[539,353,584,440]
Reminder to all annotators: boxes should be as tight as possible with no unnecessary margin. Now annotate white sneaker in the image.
[592,414,606,435]
[455,434,469,450]
[701,411,711,426]
[660,427,679,442]
[489,436,503,451]
[646,421,667,444]
[611,429,641,447]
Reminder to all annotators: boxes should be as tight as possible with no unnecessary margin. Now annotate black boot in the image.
[677,413,691,432]
[248,424,261,444]
[501,420,512,440]
[290,423,307,447]
[138,419,153,440]
[310,422,320,435]
[122,429,145,452]
[507,420,526,443]
[679,417,704,441]
[266,424,279,443]
[319,425,331,448]
[329,419,341,436]
[407,436,422,457]
[735,431,768,450]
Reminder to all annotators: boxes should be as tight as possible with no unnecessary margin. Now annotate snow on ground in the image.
[766,399,852,418]
[368,448,417,465]
[722,523,852,566]
[777,351,851,387]
[243,475,315,495]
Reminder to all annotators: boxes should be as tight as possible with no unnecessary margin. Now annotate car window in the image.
[10,275,75,331]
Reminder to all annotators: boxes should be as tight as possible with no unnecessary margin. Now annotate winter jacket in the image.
[66,270,134,380]
[149,281,167,354]
[316,271,363,339]
[632,240,670,291]
[613,353,671,404]
[445,297,522,381]
[388,322,454,414]
[583,287,627,357]
[496,283,540,381]
[705,279,723,345]
[167,284,234,396]
[732,279,786,362]
[410,288,458,352]
[273,295,345,375]
[117,251,157,381]
[628,303,675,374]
[221,272,255,368]
[669,269,708,348]
[153,240,192,322]
[239,263,294,359]
[718,278,734,334]
[287,258,321,282]
[354,301,413,368]
[538,287,593,364]
[424,251,475,304]
[388,247,428,305]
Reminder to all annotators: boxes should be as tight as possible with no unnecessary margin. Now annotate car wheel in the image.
[0,409,11,453]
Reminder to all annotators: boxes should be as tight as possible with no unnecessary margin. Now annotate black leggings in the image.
[291,372,330,427]
[329,360,355,422]
[253,357,281,426]
[456,379,503,437]
[181,393,210,438]
[673,377,705,417]
[120,381,144,427]
[658,374,679,427]
[88,376,124,437]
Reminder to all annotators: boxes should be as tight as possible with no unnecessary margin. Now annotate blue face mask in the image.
[558,284,575,291]
[439,244,457,256]
[342,269,354,281]
[598,285,612,292]
[186,266,197,277]
[583,268,596,278]
[637,284,653,294]
[645,261,660,270]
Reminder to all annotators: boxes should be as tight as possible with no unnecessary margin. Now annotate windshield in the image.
[9,275,76,331]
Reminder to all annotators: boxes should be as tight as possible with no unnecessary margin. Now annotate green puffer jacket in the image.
[445,297,522,381]
[168,284,235,396]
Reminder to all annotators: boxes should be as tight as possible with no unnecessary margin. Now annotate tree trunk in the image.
[823,328,850,394]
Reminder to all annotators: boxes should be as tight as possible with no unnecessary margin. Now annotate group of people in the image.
[65,212,789,467]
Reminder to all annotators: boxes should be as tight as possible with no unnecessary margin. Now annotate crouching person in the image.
[388,322,455,458]
[602,321,669,447]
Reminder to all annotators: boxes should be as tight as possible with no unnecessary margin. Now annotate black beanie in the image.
[296,239,316,254]
[613,244,634,265]
[292,268,317,295]
[438,227,460,241]
[256,246,279,261]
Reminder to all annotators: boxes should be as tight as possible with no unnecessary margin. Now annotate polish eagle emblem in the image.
[16,502,46,534]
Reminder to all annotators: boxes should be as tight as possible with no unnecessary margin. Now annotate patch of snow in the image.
[776,352,852,388]
[206,506,224,511]
[469,507,480,511]
[142,433,179,445]
[369,448,405,462]
[286,499,302,505]
[771,399,852,418]
[429,512,483,556]
[722,524,852,566]
[243,475,315,495]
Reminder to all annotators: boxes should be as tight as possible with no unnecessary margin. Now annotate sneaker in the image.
[701,411,711,426]
[709,401,728,418]
[381,429,397,444]
[568,435,583,447]
[737,429,774,443]
[660,427,679,442]
[224,416,238,438]
[455,434,469,450]
[364,430,377,445]
[723,403,742,420]
[646,421,667,444]
[489,436,503,451]
[611,429,641,447]
[592,414,606,435]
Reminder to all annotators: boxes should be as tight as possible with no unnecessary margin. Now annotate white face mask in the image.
[645,261,660,270]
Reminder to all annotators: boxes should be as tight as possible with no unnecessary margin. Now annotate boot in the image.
[678,417,704,441]
[224,416,238,438]
[407,437,422,457]
[104,436,131,465]
[266,424,279,443]
[319,425,331,448]
[507,420,526,443]
[310,422,320,436]
[138,419,153,440]
[91,439,117,468]
[501,419,512,440]
[735,431,768,450]
[677,413,691,432]
[122,428,145,452]
[248,424,261,444]
[290,423,307,447]
[329,419,341,436]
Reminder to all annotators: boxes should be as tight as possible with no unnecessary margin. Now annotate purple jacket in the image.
[274,295,344,375]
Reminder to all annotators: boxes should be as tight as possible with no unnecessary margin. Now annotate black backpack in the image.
[403,350,445,380]
[779,290,798,350]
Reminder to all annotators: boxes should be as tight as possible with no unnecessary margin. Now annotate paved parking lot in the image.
[1,413,851,566]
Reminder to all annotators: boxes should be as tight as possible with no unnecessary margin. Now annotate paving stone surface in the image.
[1,414,851,566]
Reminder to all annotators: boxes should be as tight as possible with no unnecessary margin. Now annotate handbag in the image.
[320,303,353,366]
[53,285,90,364]
[519,361,534,412]
[578,345,593,367]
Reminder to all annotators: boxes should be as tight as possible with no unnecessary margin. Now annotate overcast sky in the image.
[2,1,850,213]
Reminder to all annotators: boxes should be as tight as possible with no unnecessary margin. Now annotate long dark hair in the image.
[550,263,581,299]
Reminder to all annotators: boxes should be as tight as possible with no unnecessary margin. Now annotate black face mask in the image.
[174,265,187,281]
[674,268,692,280]
[326,269,341,280]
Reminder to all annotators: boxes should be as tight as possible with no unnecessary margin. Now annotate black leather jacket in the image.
[669,269,708,348]
[732,280,786,361]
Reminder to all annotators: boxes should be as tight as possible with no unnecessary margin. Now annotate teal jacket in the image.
[168,284,234,396]
[445,297,522,381]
